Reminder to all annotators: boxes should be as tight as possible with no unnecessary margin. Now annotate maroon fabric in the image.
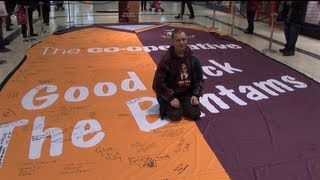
[16,8,27,25]
[137,25,320,180]
[153,46,193,100]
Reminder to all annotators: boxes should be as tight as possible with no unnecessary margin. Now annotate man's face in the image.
[173,32,187,52]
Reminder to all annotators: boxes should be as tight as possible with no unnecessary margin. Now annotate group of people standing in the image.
[0,0,51,52]
[244,1,308,56]
[140,1,195,19]
[16,0,51,38]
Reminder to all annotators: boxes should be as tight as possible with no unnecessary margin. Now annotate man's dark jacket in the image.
[152,46,203,119]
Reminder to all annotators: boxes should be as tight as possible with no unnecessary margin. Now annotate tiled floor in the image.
[1,1,320,85]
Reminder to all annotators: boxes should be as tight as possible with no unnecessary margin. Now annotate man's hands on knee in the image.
[170,96,199,108]
[170,98,180,108]
[191,96,199,105]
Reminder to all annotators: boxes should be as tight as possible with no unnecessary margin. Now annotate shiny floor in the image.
[1,1,320,85]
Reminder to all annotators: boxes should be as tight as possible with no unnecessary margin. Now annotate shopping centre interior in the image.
[1,1,319,84]
[0,1,320,180]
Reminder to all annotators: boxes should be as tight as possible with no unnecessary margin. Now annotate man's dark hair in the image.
[171,28,184,40]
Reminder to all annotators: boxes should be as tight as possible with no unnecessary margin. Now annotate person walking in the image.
[140,0,147,11]
[174,0,195,19]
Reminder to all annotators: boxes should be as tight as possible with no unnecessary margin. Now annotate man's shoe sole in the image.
[283,52,295,56]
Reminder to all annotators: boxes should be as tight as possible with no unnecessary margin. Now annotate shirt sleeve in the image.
[152,59,175,102]
[191,56,204,97]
